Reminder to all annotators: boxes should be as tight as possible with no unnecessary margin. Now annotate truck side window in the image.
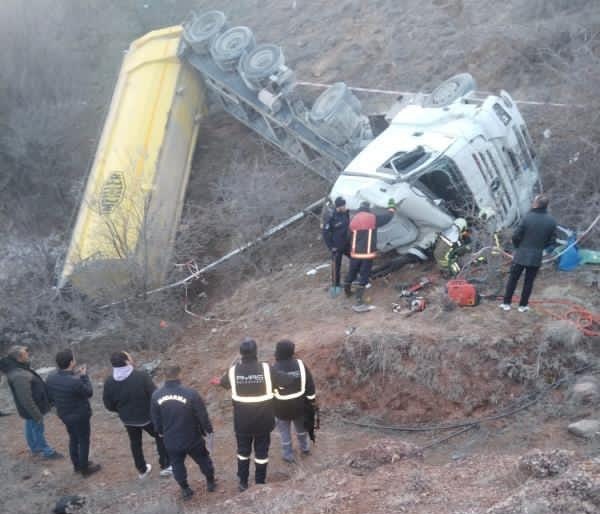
[505,148,520,175]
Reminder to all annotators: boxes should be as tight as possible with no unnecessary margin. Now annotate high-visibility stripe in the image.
[351,231,357,254]
[367,229,372,253]
[306,394,316,400]
[254,457,269,464]
[274,360,306,400]
[237,454,250,460]
[229,363,274,403]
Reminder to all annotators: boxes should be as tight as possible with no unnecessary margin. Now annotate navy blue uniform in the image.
[151,380,214,489]
[220,358,292,487]
[322,209,350,287]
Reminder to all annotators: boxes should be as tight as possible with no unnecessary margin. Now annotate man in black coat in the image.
[151,365,215,501]
[0,345,61,459]
[500,194,557,312]
[103,351,171,479]
[272,340,316,463]
[215,338,292,491]
[322,196,350,290]
[46,349,100,476]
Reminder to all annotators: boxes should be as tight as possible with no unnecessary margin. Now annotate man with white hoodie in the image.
[103,351,171,478]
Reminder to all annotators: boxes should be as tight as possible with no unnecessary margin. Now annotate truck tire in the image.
[210,26,255,72]
[239,44,284,91]
[184,10,227,55]
[423,73,477,107]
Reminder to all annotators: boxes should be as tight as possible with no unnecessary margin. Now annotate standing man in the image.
[272,340,316,463]
[0,346,62,459]
[344,199,397,309]
[151,365,216,501]
[322,196,350,295]
[103,351,171,479]
[214,338,291,492]
[46,349,100,476]
[500,194,557,312]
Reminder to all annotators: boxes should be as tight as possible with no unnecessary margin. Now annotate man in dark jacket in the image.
[214,338,292,492]
[103,351,171,479]
[151,365,215,501]
[500,194,557,312]
[46,349,100,476]
[272,340,316,463]
[0,345,61,459]
[344,199,396,308]
[322,196,350,291]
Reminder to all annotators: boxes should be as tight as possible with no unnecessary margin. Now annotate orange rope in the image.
[506,297,600,337]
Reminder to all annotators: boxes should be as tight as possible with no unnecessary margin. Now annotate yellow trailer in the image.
[59,26,206,297]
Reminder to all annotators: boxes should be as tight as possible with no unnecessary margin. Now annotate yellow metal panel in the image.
[60,26,206,297]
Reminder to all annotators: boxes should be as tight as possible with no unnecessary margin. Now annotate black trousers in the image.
[167,440,214,489]
[125,423,170,473]
[236,432,270,485]
[503,263,540,306]
[345,258,373,287]
[64,415,91,471]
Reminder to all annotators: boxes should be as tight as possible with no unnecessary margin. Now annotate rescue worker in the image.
[433,218,470,276]
[103,351,171,479]
[322,196,350,291]
[344,199,396,308]
[46,349,100,476]
[500,194,557,312]
[272,340,316,463]
[214,338,292,492]
[0,345,62,459]
[151,365,216,501]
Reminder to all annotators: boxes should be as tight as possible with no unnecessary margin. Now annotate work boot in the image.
[255,462,268,485]
[207,479,217,492]
[238,481,248,492]
[344,283,353,298]
[181,487,194,501]
[354,285,365,305]
[80,463,101,478]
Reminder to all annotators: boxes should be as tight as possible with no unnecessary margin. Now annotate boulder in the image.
[347,439,418,474]
[569,376,600,406]
[568,419,600,439]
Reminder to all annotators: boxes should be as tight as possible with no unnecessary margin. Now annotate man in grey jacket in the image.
[0,345,62,459]
[500,194,557,312]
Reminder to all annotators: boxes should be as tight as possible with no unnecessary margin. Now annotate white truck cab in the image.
[328,75,541,258]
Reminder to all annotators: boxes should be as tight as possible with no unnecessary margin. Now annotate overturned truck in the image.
[60,10,540,297]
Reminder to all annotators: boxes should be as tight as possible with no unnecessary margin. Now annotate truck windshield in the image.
[414,157,476,216]
[382,146,430,175]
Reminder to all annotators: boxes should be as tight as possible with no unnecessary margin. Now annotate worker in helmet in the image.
[433,218,470,277]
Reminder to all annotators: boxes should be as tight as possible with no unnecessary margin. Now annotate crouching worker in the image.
[433,218,470,276]
[151,366,216,501]
[103,351,171,479]
[273,340,316,463]
[214,338,292,492]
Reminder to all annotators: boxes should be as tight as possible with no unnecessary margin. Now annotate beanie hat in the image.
[334,197,346,208]
[239,338,257,358]
[359,201,370,211]
[275,340,295,361]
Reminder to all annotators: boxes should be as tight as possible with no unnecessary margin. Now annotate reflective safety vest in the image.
[273,359,306,400]
[228,362,274,403]
[349,211,377,259]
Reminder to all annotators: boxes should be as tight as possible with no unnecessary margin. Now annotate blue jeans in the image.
[24,418,55,457]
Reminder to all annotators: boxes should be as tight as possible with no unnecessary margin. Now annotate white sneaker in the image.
[518,306,530,313]
[138,463,152,479]
[159,465,173,477]
[499,304,511,311]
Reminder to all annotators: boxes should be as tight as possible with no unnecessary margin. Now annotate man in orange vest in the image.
[344,199,396,309]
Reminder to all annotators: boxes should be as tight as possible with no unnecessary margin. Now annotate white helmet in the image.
[454,218,467,232]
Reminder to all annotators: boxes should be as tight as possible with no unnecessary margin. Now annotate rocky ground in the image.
[1,0,600,513]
